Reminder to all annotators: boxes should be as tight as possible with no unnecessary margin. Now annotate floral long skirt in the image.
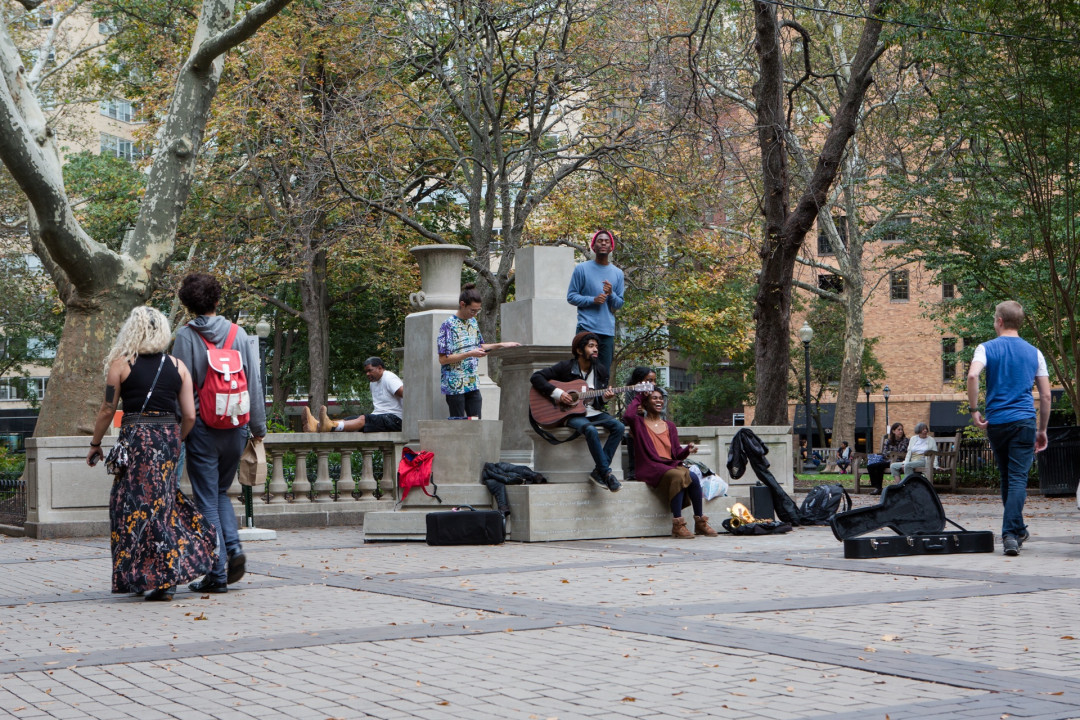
[110,423,216,593]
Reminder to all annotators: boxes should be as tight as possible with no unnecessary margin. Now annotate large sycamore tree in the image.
[328,0,670,342]
[0,0,293,436]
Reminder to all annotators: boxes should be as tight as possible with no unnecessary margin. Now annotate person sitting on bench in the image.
[623,389,717,538]
[530,332,624,492]
[836,441,852,473]
[891,422,936,479]
[303,357,403,433]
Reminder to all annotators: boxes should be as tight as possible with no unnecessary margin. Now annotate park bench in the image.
[852,432,962,494]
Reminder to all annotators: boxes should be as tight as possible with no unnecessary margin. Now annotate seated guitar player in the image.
[529,332,625,492]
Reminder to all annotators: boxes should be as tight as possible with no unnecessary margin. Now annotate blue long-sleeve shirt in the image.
[566,260,624,336]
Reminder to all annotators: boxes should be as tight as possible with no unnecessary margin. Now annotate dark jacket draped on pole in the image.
[727,428,802,525]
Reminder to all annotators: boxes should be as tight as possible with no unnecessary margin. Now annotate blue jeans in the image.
[565,412,625,475]
[576,325,614,375]
[186,419,247,583]
[986,418,1036,538]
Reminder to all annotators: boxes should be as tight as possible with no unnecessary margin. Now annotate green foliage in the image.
[62,153,144,251]
[0,447,24,474]
[900,0,1080,423]
[668,367,751,427]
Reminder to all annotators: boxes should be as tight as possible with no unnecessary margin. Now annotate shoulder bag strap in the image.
[133,355,167,421]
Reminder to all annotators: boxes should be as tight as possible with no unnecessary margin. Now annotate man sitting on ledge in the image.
[304,357,403,433]
[530,332,624,492]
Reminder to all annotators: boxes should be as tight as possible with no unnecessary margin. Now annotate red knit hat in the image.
[591,229,615,252]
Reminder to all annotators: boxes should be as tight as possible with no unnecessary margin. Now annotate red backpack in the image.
[397,447,441,504]
[194,322,251,429]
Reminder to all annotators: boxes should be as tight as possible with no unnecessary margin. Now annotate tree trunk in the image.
[35,288,144,436]
[832,281,865,454]
[750,0,884,426]
[300,247,331,411]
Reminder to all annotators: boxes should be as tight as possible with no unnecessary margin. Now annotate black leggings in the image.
[671,478,704,517]
[446,389,482,418]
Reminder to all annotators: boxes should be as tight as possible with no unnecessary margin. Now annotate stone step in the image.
[505,483,749,542]
[363,483,748,543]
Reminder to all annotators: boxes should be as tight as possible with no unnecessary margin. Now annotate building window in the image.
[942,281,955,299]
[818,273,844,293]
[100,99,135,123]
[882,215,911,243]
[942,338,957,382]
[100,133,141,161]
[0,377,47,402]
[890,270,909,301]
[817,215,847,256]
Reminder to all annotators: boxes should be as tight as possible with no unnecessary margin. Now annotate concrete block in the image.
[402,310,454,442]
[504,482,749,542]
[679,425,795,495]
[418,419,502,485]
[500,299,578,347]
[528,427,623,483]
[514,245,577,300]
[363,509,429,541]
[24,435,114,538]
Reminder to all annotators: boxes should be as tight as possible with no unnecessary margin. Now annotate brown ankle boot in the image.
[301,406,318,433]
[318,406,336,432]
[694,515,718,537]
[672,517,694,539]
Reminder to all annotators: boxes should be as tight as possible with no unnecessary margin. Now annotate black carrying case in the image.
[425,505,505,546]
[750,484,776,521]
[831,474,994,559]
[842,530,994,559]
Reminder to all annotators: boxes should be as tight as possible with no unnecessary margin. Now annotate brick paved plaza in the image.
[1,494,1079,719]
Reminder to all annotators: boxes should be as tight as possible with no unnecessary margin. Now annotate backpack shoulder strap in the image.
[223,322,240,351]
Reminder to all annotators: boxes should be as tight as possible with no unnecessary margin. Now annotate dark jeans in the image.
[565,412,625,475]
[577,325,614,375]
[186,419,247,584]
[986,418,1036,538]
[446,389,482,418]
[866,463,887,490]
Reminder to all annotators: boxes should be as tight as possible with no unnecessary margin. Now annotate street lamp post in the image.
[883,385,891,433]
[798,322,814,454]
[242,319,272,528]
[863,379,873,453]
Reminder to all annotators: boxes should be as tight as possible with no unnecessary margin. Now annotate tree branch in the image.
[189,0,295,71]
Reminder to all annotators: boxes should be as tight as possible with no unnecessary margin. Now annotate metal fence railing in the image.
[0,471,26,527]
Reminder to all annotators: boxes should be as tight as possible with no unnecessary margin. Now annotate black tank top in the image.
[121,353,182,414]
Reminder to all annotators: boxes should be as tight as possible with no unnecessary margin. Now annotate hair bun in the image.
[462,282,476,290]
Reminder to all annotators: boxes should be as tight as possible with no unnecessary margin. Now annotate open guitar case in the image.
[831,474,994,558]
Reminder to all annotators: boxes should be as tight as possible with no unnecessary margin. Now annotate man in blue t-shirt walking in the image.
[567,229,624,376]
[967,300,1051,557]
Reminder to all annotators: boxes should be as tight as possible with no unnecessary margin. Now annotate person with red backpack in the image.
[172,273,267,594]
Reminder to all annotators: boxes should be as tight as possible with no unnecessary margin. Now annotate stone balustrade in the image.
[238,432,406,504]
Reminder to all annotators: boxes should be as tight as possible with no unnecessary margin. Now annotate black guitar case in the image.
[831,474,994,559]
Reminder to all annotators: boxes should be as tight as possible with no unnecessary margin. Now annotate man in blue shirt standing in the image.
[567,230,624,375]
[967,300,1051,557]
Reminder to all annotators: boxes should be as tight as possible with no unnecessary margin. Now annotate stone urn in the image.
[409,244,471,311]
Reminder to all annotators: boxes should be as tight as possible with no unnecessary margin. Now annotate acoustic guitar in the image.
[529,381,654,427]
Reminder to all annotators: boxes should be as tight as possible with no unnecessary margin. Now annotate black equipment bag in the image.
[425,505,506,546]
[842,530,994,559]
[832,474,993,559]
[750,484,775,521]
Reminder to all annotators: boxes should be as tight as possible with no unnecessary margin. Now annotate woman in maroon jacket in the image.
[623,390,718,538]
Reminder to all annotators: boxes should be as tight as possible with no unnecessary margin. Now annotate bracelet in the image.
[89,441,101,447]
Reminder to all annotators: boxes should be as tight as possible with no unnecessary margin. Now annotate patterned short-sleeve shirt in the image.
[437,315,484,396]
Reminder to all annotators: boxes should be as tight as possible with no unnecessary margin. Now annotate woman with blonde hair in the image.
[86,306,215,601]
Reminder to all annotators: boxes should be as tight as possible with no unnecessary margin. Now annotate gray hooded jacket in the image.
[172,315,267,436]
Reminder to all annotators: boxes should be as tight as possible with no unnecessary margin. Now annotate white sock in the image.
[334,421,345,432]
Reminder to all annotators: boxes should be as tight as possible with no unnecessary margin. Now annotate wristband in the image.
[89,441,101,447]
